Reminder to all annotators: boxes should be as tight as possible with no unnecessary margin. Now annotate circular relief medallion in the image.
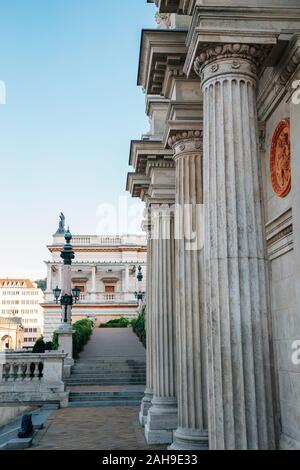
[270,119,291,198]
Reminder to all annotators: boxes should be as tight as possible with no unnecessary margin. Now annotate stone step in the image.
[72,368,146,374]
[72,366,146,372]
[69,374,146,379]
[69,392,144,400]
[66,381,146,386]
[67,377,145,385]
[68,400,141,408]
[74,361,146,366]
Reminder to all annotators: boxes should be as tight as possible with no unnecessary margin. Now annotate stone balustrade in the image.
[0,352,69,408]
[45,291,138,304]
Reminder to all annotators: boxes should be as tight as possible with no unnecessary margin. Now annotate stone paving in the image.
[30,329,156,450]
[30,407,164,451]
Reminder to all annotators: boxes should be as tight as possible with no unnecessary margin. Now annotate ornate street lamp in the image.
[53,286,62,303]
[137,265,143,282]
[135,265,145,303]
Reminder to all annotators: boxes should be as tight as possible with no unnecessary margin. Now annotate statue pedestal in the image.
[56,324,74,378]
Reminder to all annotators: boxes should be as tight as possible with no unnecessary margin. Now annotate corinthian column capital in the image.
[194,43,270,86]
[168,130,203,157]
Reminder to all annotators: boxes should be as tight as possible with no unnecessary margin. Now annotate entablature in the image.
[184,3,300,76]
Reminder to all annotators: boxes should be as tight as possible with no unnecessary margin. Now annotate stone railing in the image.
[0,352,69,408]
[52,234,147,247]
[44,291,139,305]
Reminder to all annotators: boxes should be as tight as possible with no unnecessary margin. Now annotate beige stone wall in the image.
[261,92,300,448]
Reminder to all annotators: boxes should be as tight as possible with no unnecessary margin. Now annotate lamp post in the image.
[54,227,76,376]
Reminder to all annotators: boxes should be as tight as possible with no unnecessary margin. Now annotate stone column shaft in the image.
[145,205,177,445]
[125,266,130,293]
[91,266,97,302]
[58,265,63,289]
[195,44,275,450]
[46,264,52,292]
[168,132,209,450]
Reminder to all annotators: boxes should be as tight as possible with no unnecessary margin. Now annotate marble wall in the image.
[262,90,300,449]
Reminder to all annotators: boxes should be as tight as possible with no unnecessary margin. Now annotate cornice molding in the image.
[138,29,187,95]
[150,0,196,15]
[129,139,173,173]
[126,172,150,199]
[49,247,147,254]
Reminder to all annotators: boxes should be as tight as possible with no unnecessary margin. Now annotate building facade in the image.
[0,317,24,351]
[43,231,147,341]
[127,0,300,450]
[0,279,44,349]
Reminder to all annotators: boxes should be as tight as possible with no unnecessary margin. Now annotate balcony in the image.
[45,292,138,305]
[78,292,138,304]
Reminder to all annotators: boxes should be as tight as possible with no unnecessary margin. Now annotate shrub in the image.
[131,307,146,347]
[52,332,59,350]
[99,317,131,329]
[72,319,93,359]
[32,337,46,353]
[44,342,53,351]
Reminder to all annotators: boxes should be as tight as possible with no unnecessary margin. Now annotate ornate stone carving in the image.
[155,12,171,29]
[270,119,291,198]
[279,46,300,86]
[194,43,270,84]
[168,130,203,156]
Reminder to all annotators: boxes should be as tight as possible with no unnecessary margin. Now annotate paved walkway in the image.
[30,328,156,450]
[79,327,146,360]
[30,407,164,451]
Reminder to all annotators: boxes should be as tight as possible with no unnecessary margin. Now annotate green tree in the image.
[35,279,47,292]
[32,336,46,353]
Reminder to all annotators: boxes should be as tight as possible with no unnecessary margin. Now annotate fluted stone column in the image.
[194,44,275,450]
[139,227,154,426]
[145,205,177,444]
[167,131,209,450]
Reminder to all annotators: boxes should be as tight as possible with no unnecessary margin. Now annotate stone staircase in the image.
[66,359,146,386]
[68,390,144,408]
[66,357,146,408]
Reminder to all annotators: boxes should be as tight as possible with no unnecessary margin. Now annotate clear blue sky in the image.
[0,0,156,280]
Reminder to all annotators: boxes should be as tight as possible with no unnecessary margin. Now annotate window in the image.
[105,286,115,293]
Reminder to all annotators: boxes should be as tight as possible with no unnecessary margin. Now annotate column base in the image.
[168,428,209,451]
[139,389,153,427]
[144,398,178,445]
